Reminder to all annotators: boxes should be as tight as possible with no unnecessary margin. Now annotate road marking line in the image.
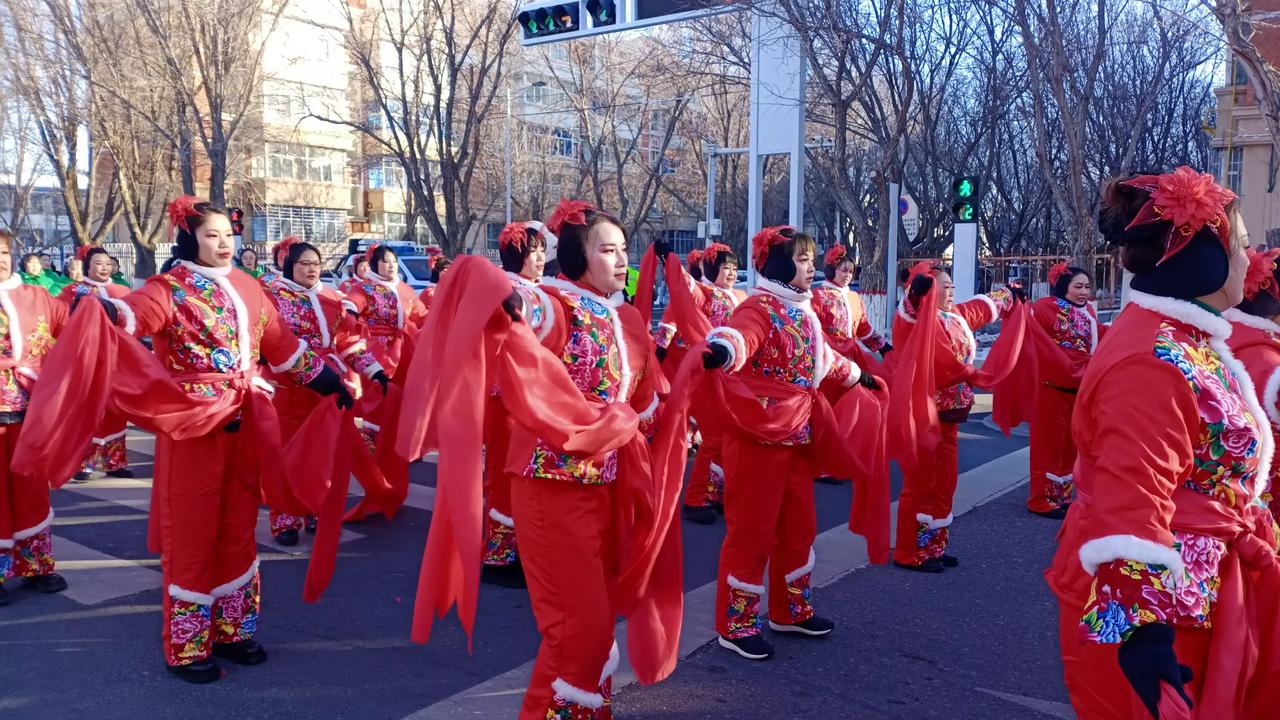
[48,536,164,607]
[974,687,1075,719]
[402,446,1033,720]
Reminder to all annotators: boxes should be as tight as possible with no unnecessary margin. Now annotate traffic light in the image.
[228,207,245,236]
[586,0,616,26]
[518,3,580,41]
[951,176,978,223]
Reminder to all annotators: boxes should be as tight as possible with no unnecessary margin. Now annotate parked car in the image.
[331,251,436,292]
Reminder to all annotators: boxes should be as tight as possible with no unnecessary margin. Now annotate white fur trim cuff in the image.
[13,509,53,540]
[92,429,129,445]
[1078,534,1185,578]
[488,507,515,529]
[783,547,817,584]
[707,326,747,372]
[269,340,309,374]
[210,558,260,599]
[599,641,620,685]
[362,362,386,380]
[550,678,605,710]
[168,583,215,607]
[0,538,13,549]
[915,512,953,530]
[637,392,660,422]
[109,299,137,335]
[362,421,381,432]
[975,293,998,320]
[727,574,766,595]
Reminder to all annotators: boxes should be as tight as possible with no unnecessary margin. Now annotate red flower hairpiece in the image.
[1244,247,1280,301]
[1120,166,1237,264]
[364,243,384,265]
[277,236,303,264]
[166,195,203,234]
[906,260,940,287]
[545,198,595,236]
[751,225,794,271]
[824,245,848,267]
[498,222,531,253]
[75,244,97,262]
[703,243,733,266]
[1048,261,1072,287]
[686,249,703,268]
[424,245,443,258]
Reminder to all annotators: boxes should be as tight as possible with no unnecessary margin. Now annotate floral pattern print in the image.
[358,281,402,336]
[545,679,612,720]
[748,298,819,388]
[935,312,977,411]
[483,519,518,567]
[162,266,243,376]
[166,598,211,666]
[82,436,128,473]
[270,511,304,536]
[0,312,55,413]
[529,443,618,485]
[897,522,949,567]
[1051,298,1095,352]
[725,586,764,639]
[702,284,739,328]
[213,571,260,644]
[1081,532,1227,643]
[0,551,11,582]
[1045,473,1075,509]
[652,323,676,350]
[783,573,816,625]
[13,528,53,576]
[812,284,888,352]
[1153,322,1263,506]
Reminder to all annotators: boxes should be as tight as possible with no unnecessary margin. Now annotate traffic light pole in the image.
[884,182,900,332]
[952,222,979,303]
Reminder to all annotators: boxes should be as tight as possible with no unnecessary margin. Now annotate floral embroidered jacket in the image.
[265,278,382,381]
[1048,292,1275,647]
[706,279,860,445]
[894,288,1015,411]
[109,262,324,397]
[812,281,889,354]
[58,278,130,305]
[519,277,662,484]
[343,274,428,375]
[418,282,437,314]
[1224,308,1280,528]
[0,274,68,414]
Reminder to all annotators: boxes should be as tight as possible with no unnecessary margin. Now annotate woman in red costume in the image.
[0,229,69,607]
[1049,167,1280,719]
[1024,262,1105,518]
[418,255,451,313]
[701,226,876,661]
[13,198,353,682]
[812,245,892,363]
[263,238,389,546]
[890,263,1023,573]
[59,246,134,482]
[257,239,289,286]
[480,220,554,587]
[338,254,369,295]
[1226,247,1280,528]
[343,243,427,447]
[651,248,703,371]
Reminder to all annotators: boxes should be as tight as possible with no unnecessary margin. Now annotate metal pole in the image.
[705,144,717,244]
[884,181,900,332]
[504,84,513,224]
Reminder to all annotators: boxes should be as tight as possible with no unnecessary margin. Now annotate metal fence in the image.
[897,254,1124,311]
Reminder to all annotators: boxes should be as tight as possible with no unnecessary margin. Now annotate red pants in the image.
[267,385,319,538]
[1028,385,1077,513]
[512,475,618,720]
[0,423,55,583]
[482,396,518,567]
[154,430,261,666]
[893,422,960,566]
[715,437,818,638]
[1057,602,1210,719]
[683,420,724,509]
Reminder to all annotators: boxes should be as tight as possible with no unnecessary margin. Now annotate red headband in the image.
[166,195,203,235]
[1244,247,1280,301]
[1048,261,1071,286]
[546,198,596,236]
[824,245,848,267]
[1120,166,1237,265]
[498,222,533,253]
[703,243,733,266]
[751,226,794,271]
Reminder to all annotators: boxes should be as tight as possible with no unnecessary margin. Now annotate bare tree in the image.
[0,99,46,240]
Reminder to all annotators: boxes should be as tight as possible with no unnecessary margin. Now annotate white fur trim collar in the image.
[178,260,232,279]
[369,271,400,289]
[749,279,834,383]
[505,271,540,288]
[0,274,21,291]
[541,277,625,309]
[275,277,332,348]
[1223,307,1280,335]
[751,276,812,303]
[1128,291,1232,340]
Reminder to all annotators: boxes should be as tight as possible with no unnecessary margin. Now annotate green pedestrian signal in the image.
[951,175,979,223]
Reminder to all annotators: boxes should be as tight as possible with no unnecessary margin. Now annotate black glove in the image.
[1117,623,1194,719]
[857,373,880,391]
[305,366,355,410]
[653,241,672,261]
[908,274,934,299]
[71,294,120,324]
[371,370,390,396]
[346,308,360,319]
[655,346,668,362]
[501,291,523,322]
[1008,282,1028,304]
[880,342,893,356]
[703,342,730,369]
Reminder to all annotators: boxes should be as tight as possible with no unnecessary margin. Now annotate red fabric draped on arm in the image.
[887,286,942,476]
[635,245,658,327]
[663,253,712,341]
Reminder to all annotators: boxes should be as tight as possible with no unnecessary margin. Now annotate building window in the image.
[525,81,550,107]
[366,157,407,190]
[259,205,347,246]
[662,229,698,256]
[1227,146,1243,195]
[486,222,502,251]
[263,143,349,185]
[1233,59,1249,87]
[551,128,576,157]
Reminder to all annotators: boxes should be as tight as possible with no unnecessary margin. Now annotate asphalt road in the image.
[0,408,1053,719]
